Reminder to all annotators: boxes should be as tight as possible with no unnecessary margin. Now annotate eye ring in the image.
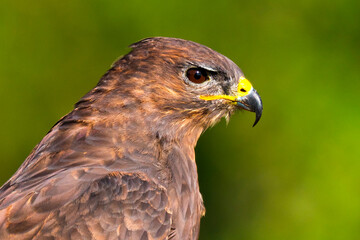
[186,68,209,84]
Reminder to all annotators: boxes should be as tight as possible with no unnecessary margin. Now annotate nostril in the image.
[240,88,246,92]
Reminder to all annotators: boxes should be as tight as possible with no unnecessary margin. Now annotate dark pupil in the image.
[194,70,202,79]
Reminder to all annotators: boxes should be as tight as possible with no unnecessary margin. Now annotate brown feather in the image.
[0,37,247,239]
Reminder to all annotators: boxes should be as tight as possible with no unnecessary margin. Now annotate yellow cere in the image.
[199,77,253,102]
[237,77,253,97]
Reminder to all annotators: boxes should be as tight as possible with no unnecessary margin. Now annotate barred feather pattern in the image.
[0,37,244,239]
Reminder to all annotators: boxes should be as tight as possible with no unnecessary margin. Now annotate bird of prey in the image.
[0,37,262,239]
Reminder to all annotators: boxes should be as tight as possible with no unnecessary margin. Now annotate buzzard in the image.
[0,37,262,239]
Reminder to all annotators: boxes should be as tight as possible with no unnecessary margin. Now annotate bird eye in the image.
[186,68,208,84]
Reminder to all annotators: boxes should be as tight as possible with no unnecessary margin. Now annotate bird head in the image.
[82,37,262,142]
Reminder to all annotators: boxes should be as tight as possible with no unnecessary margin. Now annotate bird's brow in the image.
[185,61,219,72]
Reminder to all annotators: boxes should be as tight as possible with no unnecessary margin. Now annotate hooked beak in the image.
[235,88,263,127]
[200,77,263,127]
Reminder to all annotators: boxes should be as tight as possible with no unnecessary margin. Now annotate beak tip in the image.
[251,90,262,127]
[252,111,262,127]
[236,89,263,127]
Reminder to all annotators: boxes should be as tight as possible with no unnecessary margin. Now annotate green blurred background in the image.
[1,0,359,239]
